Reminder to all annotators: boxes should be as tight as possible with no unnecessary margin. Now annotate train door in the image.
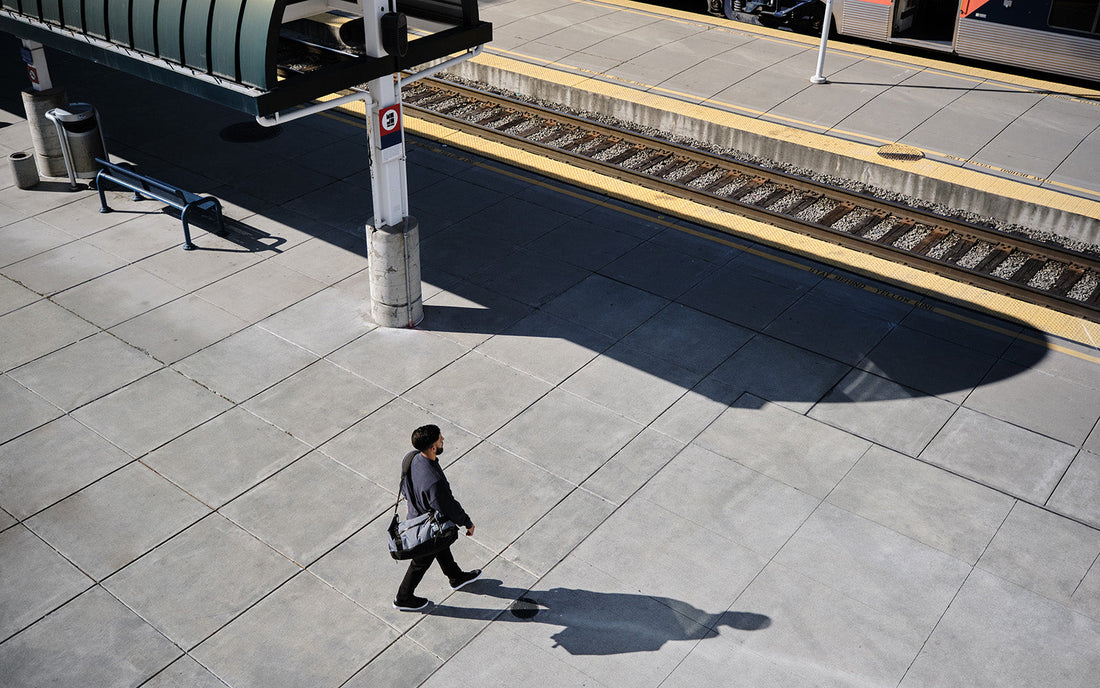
[890,0,959,48]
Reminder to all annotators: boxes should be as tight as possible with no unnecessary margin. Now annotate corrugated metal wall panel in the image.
[840,0,892,42]
[107,0,130,45]
[210,0,247,81]
[131,0,157,54]
[61,0,84,31]
[2,0,283,87]
[41,0,61,23]
[84,0,108,39]
[156,0,186,63]
[956,18,1100,81]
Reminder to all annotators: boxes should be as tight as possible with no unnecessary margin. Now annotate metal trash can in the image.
[44,103,108,189]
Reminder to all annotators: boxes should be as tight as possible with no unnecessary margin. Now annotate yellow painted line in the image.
[391,111,1100,358]
[463,50,1100,218]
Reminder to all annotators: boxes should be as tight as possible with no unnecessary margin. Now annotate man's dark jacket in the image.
[401,451,473,528]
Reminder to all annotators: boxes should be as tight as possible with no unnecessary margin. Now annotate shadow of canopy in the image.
[0,33,1052,412]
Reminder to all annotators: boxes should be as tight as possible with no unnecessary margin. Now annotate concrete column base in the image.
[21,87,67,178]
[367,216,424,328]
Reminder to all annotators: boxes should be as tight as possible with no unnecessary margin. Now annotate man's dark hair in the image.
[411,424,441,451]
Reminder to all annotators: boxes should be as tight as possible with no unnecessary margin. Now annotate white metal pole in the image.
[362,0,422,327]
[810,0,836,84]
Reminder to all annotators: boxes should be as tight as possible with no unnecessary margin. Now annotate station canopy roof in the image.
[0,0,492,116]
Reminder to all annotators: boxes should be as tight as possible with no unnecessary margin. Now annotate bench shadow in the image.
[161,210,288,253]
[429,578,770,656]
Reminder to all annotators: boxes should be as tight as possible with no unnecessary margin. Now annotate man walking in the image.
[393,424,481,611]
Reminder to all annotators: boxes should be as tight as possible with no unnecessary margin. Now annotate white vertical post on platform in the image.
[19,39,69,178]
[810,0,835,84]
[362,0,423,328]
[20,39,53,91]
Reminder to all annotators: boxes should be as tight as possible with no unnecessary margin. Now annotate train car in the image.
[706,0,1100,82]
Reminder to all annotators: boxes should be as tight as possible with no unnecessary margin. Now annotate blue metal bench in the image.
[94,158,226,250]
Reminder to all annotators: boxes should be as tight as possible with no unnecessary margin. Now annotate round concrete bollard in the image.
[367,217,424,328]
[9,151,40,189]
[21,88,67,178]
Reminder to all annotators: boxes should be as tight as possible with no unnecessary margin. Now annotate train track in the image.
[401,79,1100,322]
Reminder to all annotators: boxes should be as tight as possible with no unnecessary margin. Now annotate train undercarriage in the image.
[707,0,828,35]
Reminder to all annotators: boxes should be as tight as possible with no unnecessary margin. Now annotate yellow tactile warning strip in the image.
[323,94,1100,357]
[466,0,1100,205]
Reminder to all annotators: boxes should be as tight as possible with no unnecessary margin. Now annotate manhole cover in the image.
[219,121,282,143]
[509,597,540,619]
[876,144,924,161]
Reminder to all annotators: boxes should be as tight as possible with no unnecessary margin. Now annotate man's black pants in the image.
[397,546,462,601]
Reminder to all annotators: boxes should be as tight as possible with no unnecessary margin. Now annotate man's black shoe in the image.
[392,596,431,611]
[449,569,482,591]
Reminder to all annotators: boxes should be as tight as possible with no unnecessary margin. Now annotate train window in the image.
[1049,0,1100,33]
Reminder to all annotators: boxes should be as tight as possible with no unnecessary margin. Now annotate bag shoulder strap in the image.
[400,450,418,482]
[396,450,423,515]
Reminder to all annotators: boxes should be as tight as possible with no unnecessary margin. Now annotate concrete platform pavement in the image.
[2,36,1100,688]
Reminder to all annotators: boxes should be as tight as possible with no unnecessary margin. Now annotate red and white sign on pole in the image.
[378,103,403,158]
[20,40,53,91]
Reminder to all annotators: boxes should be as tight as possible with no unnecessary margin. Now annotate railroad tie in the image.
[911,228,951,255]
[581,137,622,158]
[785,192,822,217]
[658,157,692,178]
[817,202,856,227]
[1088,281,1100,305]
[606,145,647,166]
[678,163,715,187]
[480,108,516,128]
[560,132,602,152]
[727,177,767,201]
[752,185,791,208]
[1051,266,1084,296]
[975,244,1013,274]
[849,210,889,237]
[518,119,552,139]
[943,236,977,263]
[878,219,915,246]
[410,92,453,108]
[469,102,498,120]
[637,152,673,172]
[1009,256,1046,285]
[701,170,740,193]
[435,98,470,115]
[547,126,578,147]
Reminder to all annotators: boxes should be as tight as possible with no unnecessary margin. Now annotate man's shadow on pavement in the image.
[429,579,771,656]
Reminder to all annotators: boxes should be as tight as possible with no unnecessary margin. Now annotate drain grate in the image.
[219,122,283,143]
